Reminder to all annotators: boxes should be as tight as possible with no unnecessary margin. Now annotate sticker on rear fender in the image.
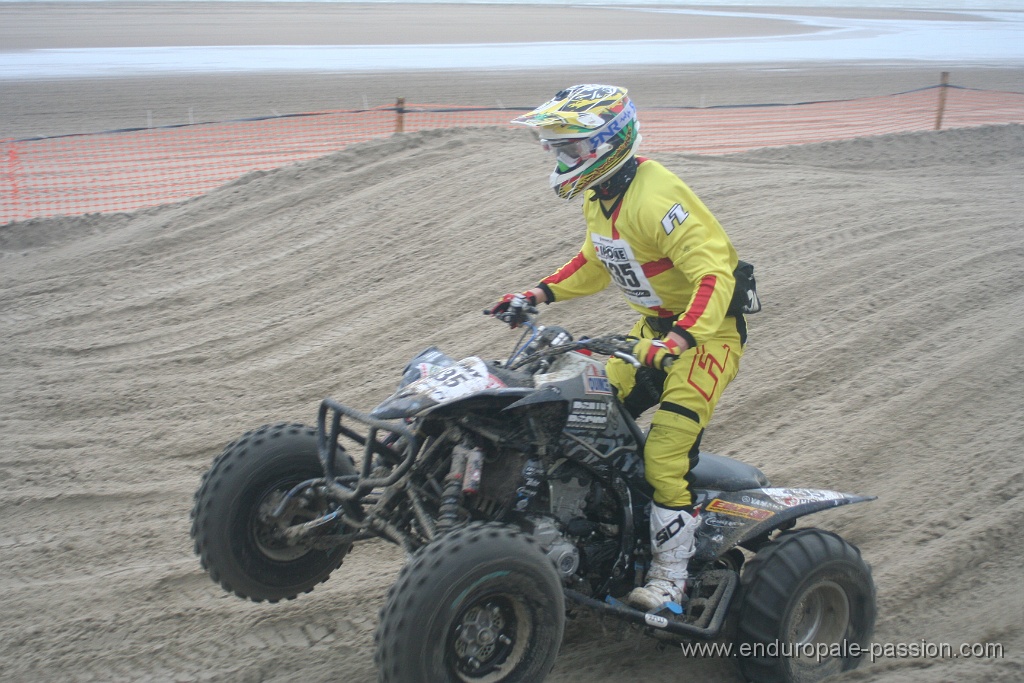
[706,498,774,521]
[761,487,847,507]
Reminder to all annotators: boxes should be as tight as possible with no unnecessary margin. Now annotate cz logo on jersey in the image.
[661,204,689,235]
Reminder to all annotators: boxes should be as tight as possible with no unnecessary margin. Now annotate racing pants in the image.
[606,316,744,509]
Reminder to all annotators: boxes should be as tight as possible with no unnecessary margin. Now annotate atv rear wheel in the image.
[375,522,565,683]
[734,528,876,683]
[190,422,355,602]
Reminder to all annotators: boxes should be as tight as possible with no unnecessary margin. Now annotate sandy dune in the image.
[1,119,1022,681]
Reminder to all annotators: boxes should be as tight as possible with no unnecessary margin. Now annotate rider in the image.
[488,85,748,612]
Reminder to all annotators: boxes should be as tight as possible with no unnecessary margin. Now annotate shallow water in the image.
[2,4,1023,78]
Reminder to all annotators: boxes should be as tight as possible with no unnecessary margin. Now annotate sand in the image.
[4,120,1023,683]
[2,2,1024,682]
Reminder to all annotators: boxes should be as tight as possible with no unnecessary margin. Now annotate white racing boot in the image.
[627,504,700,612]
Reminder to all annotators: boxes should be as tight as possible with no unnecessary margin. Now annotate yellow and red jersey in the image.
[540,158,738,347]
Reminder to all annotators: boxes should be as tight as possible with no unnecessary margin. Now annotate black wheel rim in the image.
[249,477,320,562]
[449,595,529,681]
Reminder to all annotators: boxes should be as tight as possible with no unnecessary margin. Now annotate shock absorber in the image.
[437,444,472,531]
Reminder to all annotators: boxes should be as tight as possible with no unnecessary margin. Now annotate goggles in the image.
[540,137,596,170]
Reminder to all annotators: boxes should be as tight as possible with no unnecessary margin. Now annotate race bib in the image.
[592,234,663,309]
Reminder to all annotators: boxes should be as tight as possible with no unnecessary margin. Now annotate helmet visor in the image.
[541,137,595,171]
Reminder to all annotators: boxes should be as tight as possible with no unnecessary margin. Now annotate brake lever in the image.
[612,350,642,368]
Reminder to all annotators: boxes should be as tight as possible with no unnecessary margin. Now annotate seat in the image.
[689,452,768,492]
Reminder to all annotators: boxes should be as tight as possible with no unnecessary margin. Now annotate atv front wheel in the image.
[190,422,356,602]
[734,528,876,683]
[375,522,565,683]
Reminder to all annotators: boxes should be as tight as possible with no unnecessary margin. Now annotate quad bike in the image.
[191,304,877,683]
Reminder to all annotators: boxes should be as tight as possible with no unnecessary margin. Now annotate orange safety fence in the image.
[2,84,1023,225]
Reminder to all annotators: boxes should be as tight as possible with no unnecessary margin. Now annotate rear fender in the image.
[694,487,875,563]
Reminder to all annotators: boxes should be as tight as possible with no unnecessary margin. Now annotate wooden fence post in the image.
[934,72,950,131]
[395,97,405,134]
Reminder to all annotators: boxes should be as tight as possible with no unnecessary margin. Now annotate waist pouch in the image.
[646,261,762,334]
[644,316,678,335]
[728,260,762,316]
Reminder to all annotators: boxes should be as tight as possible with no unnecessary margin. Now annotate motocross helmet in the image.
[511,85,641,200]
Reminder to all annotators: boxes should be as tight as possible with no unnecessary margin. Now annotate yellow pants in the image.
[606,317,744,509]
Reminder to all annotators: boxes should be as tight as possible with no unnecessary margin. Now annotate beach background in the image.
[3,0,1024,138]
[1,2,1023,682]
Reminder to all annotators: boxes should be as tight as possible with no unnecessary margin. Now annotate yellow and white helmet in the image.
[511,85,641,200]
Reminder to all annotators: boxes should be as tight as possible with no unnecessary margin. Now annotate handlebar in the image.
[612,350,643,368]
[486,305,680,372]
[501,319,640,371]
